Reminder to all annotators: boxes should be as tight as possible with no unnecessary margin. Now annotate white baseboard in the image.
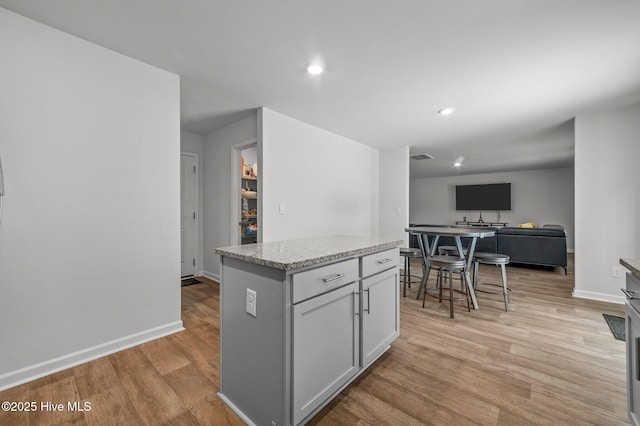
[572,289,625,305]
[0,321,184,392]
[218,393,257,426]
[202,270,220,282]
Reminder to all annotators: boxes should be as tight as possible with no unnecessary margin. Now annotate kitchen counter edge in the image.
[216,237,403,271]
[621,258,640,280]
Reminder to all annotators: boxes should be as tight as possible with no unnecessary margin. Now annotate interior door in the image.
[180,154,197,277]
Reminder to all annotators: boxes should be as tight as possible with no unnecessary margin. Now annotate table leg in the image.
[456,236,479,309]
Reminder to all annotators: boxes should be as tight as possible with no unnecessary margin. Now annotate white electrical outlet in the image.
[246,288,257,317]
[612,267,624,278]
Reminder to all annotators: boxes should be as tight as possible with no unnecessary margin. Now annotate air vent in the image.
[410,153,434,160]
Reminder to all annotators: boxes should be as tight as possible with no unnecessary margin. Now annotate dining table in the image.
[405,225,497,310]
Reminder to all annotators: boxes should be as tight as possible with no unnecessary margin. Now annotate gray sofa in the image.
[497,226,567,274]
[409,224,568,274]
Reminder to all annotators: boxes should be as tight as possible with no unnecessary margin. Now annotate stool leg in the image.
[500,264,509,311]
[422,267,430,308]
[449,268,454,318]
[438,269,443,303]
[473,261,479,289]
[407,258,412,289]
[462,271,471,312]
[403,256,408,297]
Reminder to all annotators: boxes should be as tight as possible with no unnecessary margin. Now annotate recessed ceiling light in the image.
[438,107,455,115]
[453,161,462,167]
[306,64,324,75]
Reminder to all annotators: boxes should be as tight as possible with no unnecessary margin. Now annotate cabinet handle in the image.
[354,291,360,316]
[637,337,640,381]
[322,273,345,283]
[376,258,393,265]
[363,289,371,314]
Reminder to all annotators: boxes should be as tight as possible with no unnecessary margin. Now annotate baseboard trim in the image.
[202,270,220,282]
[0,321,184,392]
[217,393,257,426]
[572,289,624,305]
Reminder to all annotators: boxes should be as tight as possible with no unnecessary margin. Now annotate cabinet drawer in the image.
[361,248,399,278]
[292,258,359,304]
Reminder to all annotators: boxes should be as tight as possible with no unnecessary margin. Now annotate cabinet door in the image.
[361,267,399,367]
[628,302,640,426]
[292,282,359,425]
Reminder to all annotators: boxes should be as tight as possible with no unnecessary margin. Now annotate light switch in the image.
[246,288,257,317]
[279,203,286,214]
[395,207,401,215]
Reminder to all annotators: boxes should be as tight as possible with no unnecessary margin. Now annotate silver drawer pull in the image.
[364,289,371,314]
[376,258,393,265]
[322,273,345,283]
[622,288,640,300]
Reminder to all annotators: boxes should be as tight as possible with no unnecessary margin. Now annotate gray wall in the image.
[0,8,181,389]
[409,167,575,250]
[203,114,258,280]
[574,103,640,303]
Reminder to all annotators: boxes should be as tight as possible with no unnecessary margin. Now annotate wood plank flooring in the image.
[0,254,629,425]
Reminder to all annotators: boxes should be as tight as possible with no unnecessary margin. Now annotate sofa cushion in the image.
[498,226,566,238]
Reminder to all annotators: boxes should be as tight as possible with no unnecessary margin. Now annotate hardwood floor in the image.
[0,254,628,425]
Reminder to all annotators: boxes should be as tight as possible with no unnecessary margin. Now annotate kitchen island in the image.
[621,258,640,426]
[215,236,402,426]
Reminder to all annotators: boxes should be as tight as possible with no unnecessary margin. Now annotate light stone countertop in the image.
[621,258,640,279]
[215,235,403,270]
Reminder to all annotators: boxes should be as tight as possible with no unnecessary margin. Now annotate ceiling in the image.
[2,1,640,178]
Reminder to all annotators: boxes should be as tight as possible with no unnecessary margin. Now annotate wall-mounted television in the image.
[455,183,511,211]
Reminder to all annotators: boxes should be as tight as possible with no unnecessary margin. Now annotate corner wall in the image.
[574,104,640,303]
[203,114,257,280]
[379,146,410,246]
[260,108,379,242]
[0,8,182,389]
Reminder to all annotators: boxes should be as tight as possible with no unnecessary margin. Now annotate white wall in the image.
[261,108,379,242]
[181,131,205,155]
[410,167,575,250]
[0,9,182,390]
[574,104,640,303]
[379,146,410,246]
[203,114,257,279]
[181,131,205,275]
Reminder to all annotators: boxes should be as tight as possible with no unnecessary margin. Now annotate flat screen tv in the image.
[455,183,511,211]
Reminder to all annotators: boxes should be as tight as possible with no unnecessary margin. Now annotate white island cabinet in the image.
[215,236,401,426]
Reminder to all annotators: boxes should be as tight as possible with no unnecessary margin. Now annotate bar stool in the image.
[423,255,470,318]
[472,252,511,311]
[400,247,422,297]
[438,245,468,256]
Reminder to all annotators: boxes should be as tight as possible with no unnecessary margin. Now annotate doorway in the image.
[231,139,259,245]
[180,153,198,277]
